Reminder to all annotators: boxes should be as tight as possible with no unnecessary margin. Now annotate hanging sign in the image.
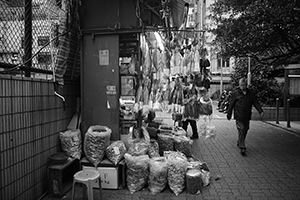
[106,85,116,95]
[99,50,109,65]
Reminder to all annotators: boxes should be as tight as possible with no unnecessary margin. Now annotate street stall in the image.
[49,0,215,196]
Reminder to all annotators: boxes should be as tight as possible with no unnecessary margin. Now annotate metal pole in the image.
[197,0,202,41]
[24,0,32,77]
[276,98,279,124]
[247,56,251,87]
[287,99,291,128]
[220,58,223,93]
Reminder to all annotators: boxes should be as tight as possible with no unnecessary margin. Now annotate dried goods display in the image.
[148,157,168,195]
[187,158,211,187]
[127,139,149,156]
[59,129,82,159]
[157,133,174,155]
[83,125,111,167]
[172,126,186,137]
[187,160,202,170]
[165,151,187,196]
[148,139,160,158]
[186,169,202,194]
[200,169,211,187]
[158,125,173,135]
[124,153,150,194]
[173,135,193,157]
[105,140,127,165]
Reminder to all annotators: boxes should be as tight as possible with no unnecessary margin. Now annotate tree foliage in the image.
[208,0,300,66]
[231,58,284,106]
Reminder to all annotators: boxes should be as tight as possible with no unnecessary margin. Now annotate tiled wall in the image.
[0,75,79,200]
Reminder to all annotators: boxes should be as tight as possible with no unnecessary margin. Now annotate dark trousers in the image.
[182,119,198,137]
[236,120,250,148]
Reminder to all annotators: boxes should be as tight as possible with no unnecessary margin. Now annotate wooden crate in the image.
[48,158,79,197]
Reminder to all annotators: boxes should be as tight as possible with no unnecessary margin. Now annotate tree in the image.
[208,0,300,66]
[231,58,284,106]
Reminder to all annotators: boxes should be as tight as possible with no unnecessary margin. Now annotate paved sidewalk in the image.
[44,106,300,200]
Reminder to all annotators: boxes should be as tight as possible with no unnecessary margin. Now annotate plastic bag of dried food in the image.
[187,160,202,170]
[148,157,168,195]
[84,125,111,167]
[105,140,127,165]
[187,157,210,171]
[172,126,186,137]
[60,129,82,159]
[124,153,150,194]
[127,139,149,156]
[187,158,211,187]
[148,139,160,158]
[165,151,188,196]
[200,169,211,186]
[186,169,202,194]
[157,134,174,156]
[158,125,173,135]
[173,135,193,157]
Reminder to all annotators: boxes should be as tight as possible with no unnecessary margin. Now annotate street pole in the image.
[220,58,223,93]
[196,0,202,42]
[24,0,32,77]
[247,56,251,87]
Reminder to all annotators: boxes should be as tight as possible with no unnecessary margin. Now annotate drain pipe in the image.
[53,81,66,111]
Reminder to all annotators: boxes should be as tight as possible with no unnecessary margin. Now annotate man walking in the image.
[226,78,264,155]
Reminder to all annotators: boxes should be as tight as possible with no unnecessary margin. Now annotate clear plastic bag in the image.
[105,140,127,165]
[127,139,149,156]
[124,153,150,194]
[198,116,216,139]
[148,139,160,158]
[157,133,174,156]
[165,151,187,196]
[148,157,168,195]
[84,125,111,167]
[59,129,82,159]
[173,135,193,157]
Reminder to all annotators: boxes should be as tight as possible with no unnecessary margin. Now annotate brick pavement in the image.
[44,105,300,200]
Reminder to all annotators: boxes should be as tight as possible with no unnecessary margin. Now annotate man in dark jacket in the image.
[227,78,264,156]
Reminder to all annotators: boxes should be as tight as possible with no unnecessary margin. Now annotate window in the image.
[37,36,50,47]
[217,56,230,68]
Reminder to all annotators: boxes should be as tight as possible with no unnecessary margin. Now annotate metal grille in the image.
[0,0,63,77]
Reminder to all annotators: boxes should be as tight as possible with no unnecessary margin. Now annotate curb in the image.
[263,121,300,137]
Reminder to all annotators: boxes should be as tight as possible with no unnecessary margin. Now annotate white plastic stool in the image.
[71,169,103,200]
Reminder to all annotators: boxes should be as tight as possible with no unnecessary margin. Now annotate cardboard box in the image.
[82,166,119,189]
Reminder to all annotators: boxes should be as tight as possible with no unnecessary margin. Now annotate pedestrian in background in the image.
[182,75,199,139]
[226,78,264,156]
